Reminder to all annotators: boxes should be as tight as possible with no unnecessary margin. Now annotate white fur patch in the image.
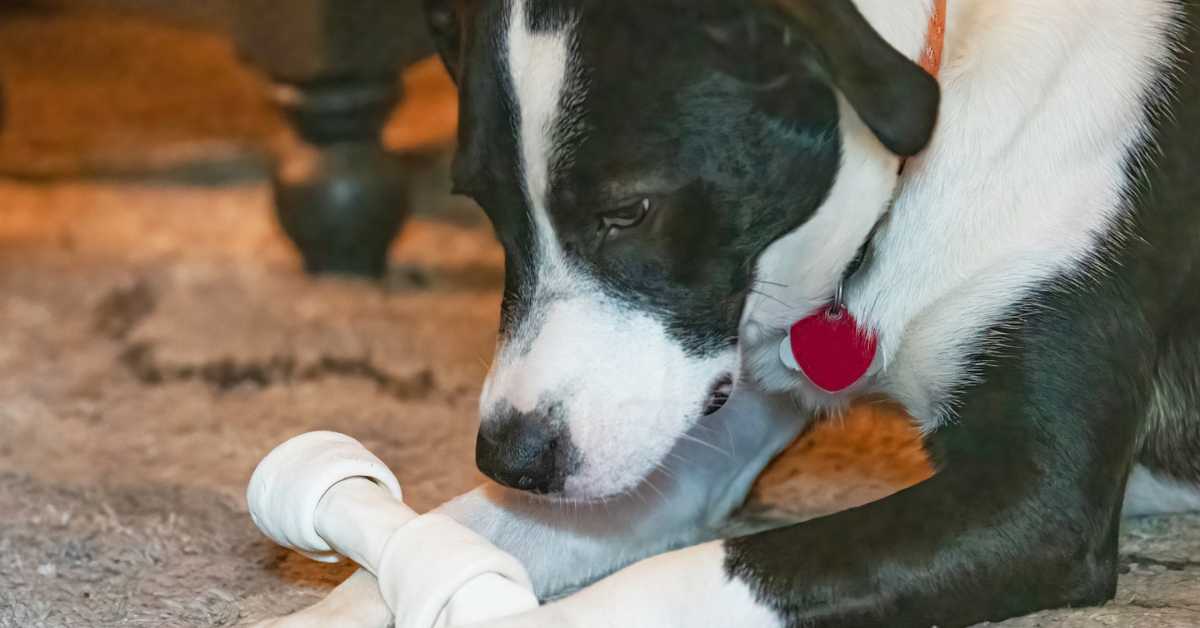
[1124,465,1200,517]
[550,541,783,628]
[472,541,784,628]
[482,289,737,499]
[507,0,572,262]
[744,0,1182,428]
[859,0,1180,427]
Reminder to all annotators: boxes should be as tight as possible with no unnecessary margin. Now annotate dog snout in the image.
[476,406,571,495]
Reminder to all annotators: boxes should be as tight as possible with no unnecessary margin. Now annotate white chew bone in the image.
[248,431,405,563]
[248,432,540,628]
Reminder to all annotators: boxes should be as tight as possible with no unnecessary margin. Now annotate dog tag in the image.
[779,306,878,393]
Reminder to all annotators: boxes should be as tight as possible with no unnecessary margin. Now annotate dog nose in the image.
[476,407,567,495]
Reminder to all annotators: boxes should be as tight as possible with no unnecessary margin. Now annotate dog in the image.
[264,1,1200,626]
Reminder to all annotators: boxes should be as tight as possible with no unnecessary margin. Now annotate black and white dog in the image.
[277,1,1200,626]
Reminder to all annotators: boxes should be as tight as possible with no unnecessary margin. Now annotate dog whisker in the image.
[723,420,737,459]
[678,433,733,458]
[748,288,795,310]
[642,478,666,501]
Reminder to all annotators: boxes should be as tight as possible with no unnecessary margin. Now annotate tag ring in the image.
[826,282,847,320]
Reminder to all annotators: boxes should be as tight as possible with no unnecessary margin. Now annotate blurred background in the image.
[0,2,1194,627]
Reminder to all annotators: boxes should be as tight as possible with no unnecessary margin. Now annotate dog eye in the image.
[599,198,651,233]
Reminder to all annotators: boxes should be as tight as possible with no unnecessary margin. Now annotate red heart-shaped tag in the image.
[780,307,878,393]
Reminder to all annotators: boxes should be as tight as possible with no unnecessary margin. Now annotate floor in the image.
[0,5,1197,627]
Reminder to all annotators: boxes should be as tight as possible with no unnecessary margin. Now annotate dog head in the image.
[425,0,938,500]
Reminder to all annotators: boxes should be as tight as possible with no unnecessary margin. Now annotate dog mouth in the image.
[703,373,735,416]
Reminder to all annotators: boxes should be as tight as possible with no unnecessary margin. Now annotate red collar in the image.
[920,0,948,78]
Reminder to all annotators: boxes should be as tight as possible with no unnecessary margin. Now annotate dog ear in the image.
[424,0,465,82]
[763,0,940,157]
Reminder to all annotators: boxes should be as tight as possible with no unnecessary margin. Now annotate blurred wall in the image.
[34,0,237,33]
